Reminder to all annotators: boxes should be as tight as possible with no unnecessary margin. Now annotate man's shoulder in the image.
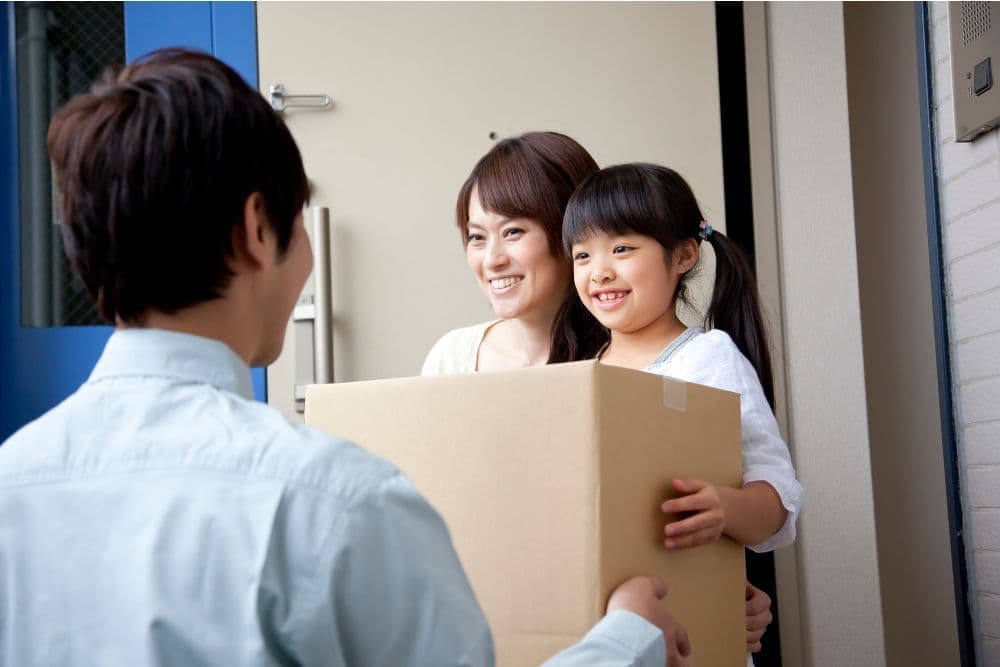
[215,395,404,501]
[0,382,403,505]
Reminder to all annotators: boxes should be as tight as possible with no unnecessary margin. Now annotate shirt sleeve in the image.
[303,473,495,666]
[678,333,804,552]
[542,610,666,667]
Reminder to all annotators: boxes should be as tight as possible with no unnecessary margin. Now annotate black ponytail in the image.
[704,230,775,408]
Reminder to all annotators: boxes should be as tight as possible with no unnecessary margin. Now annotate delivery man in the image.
[0,48,690,666]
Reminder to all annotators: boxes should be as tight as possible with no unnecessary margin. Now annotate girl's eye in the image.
[613,245,633,254]
[573,251,589,261]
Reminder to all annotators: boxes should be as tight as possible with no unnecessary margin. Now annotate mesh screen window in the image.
[16,2,124,327]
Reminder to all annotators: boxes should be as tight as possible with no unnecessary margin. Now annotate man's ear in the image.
[232,192,273,270]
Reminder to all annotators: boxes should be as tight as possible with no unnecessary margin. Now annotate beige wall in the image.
[765,3,886,665]
[844,3,961,665]
[742,4,803,663]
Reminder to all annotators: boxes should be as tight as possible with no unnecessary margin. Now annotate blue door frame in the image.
[1,1,264,441]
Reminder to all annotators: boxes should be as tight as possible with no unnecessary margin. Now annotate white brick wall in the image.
[946,203,1000,260]
[931,3,1000,661]
[967,423,1000,466]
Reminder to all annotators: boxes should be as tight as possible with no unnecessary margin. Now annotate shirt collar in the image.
[88,329,255,400]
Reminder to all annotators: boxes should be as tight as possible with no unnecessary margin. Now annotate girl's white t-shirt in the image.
[643,327,802,553]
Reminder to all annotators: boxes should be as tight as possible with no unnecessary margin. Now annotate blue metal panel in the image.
[212,2,258,87]
[124,2,213,58]
[1,3,20,432]
[2,2,266,441]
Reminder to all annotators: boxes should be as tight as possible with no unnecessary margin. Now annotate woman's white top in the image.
[644,327,802,553]
[421,320,498,376]
[422,322,802,553]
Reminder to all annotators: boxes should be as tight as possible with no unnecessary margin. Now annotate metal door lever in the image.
[269,84,333,113]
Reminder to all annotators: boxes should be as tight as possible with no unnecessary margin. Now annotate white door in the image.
[257,2,725,420]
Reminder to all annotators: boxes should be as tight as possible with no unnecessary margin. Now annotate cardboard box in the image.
[306,360,745,666]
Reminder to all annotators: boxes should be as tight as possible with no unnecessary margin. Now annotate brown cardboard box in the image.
[306,360,745,666]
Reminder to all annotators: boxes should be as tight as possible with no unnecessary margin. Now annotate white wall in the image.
[766,4,886,665]
[929,2,1000,663]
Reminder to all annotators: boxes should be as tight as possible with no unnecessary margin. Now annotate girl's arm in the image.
[660,478,786,548]
[716,481,787,546]
[731,350,802,551]
[658,331,803,551]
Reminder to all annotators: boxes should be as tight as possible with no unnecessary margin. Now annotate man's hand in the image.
[607,576,692,667]
[745,581,773,653]
[661,478,727,549]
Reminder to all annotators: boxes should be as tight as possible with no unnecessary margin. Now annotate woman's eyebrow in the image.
[468,217,514,228]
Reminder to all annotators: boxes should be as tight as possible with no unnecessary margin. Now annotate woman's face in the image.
[465,189,570,323]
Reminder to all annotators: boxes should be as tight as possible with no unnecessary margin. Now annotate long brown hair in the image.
[563,163,775,405]
[455,132,607,363]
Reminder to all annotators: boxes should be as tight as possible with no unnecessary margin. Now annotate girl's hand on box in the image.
[660,478,726,549]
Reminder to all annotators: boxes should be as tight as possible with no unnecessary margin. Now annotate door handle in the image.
[293,206,334,412]
[269,84,333,113]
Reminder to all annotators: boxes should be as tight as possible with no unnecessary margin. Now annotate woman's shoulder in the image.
[421,320,498,376]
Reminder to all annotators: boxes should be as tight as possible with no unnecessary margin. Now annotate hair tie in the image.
[698,220,714,241]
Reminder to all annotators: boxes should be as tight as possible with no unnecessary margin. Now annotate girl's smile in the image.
[572,232,687,335]
[590,288,631,311]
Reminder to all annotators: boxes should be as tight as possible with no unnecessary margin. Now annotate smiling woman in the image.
[464,194,566,326]
[421,131,601,375]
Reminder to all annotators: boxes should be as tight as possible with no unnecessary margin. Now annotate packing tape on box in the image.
[662,377,687,412]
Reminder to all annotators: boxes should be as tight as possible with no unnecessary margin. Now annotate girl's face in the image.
[465,190,569,322]
[571,231,693,334]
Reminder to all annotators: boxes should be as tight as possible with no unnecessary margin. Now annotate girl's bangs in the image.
[563,166,663,253]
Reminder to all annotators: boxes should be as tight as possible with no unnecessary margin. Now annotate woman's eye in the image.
[467,233,484,243]
[503,227,525,238]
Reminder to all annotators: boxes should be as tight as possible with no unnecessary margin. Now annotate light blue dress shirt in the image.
[0,329,664,666]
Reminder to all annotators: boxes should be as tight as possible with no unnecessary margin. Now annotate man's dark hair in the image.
[46,48,309,324]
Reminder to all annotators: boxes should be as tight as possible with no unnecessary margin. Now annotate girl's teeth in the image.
[598,292,625,301]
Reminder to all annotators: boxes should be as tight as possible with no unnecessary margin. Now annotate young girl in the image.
[564,162,802,553]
